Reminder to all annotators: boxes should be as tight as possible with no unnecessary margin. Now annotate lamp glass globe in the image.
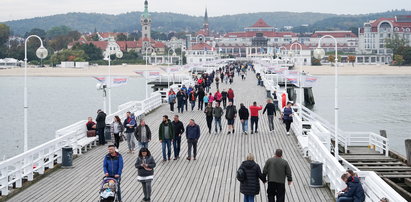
[36,46,48,59]
[313,48,325,60]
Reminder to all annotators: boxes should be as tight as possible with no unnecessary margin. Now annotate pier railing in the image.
[0,92,163,196]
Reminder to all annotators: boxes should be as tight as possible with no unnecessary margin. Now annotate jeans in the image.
[267,182,285,202]
[284,120,292,132]
[141,180,152,200]
[206,116,213,132]
[216,83,219,89]
[169,103,175,112]
[173,136,181,158]
[244,194,255,202]
[190,101,195,110]
[97,128,105,145]
[125,132,136,151]
[198,99,204,110]
[138,141,148,149]
[241,119,248,133]
[187,139,198,158]
[268,115,274,131]
[185,100,188,111]
[214,117,222,132]
[113,133,120,148]
[162,139,172,160]
[222,98,227,109]
[178,101,184,113]
[250,116,259,132]
[337,196,354,202]
[116,177,122,202]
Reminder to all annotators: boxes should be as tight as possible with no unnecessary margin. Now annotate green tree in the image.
[24,28,46,39]
[393,54,404,66]
[0,24,10,45]
[116,33,127,41]
[46,25,72,39]
[50,49,87,65]
[72,43,103,61]
[385,34,409,54]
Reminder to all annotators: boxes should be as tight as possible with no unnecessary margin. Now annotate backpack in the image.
[236,167,246,182]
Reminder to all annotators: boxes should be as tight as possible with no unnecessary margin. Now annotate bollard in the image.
[406,139,411,166]
[62,146,73,168]
[309,161,324,187]
[104,124,112,141]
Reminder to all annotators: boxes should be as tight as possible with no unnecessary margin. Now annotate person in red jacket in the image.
[249,101,263,134]
[227,88,235,103]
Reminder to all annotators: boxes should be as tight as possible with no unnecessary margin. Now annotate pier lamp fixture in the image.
[313,35,339,158]
[144,47,156,98]
[105,50,123,114]
[290,42,303,136]
[24,35,48,152]
[167,49,176,89]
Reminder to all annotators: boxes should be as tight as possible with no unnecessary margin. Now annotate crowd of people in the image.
[83,61,369,202]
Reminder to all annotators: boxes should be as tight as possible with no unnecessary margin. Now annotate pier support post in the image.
[304,87,315,105]
[380,130,387,155]
[405,139,411,166]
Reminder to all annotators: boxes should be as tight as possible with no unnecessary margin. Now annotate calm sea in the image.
[0,75,410,159]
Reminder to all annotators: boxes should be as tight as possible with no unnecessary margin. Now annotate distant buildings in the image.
[358,15,411,64]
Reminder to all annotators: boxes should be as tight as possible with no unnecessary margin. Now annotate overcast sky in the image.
[1,0,410,22]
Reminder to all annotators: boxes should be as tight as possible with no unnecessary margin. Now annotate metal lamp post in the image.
[106,50,123,115]
[313,35,339,158]
[24,35,48,152]
[290,42,303,137]
[167,49,175,89]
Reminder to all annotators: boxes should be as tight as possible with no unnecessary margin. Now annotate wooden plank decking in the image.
[8,72,334,202]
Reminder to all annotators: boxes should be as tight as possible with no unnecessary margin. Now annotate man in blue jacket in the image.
[186,119,201,161]
[337,173,365,202]
[103,145,124,202]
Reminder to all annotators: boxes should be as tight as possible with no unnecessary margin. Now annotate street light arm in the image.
[24,35,44,61]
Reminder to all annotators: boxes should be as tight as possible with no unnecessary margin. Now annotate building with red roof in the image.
[358,15,411,64]
[186,42,219,64]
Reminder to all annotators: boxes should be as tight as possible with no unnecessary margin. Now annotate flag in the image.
[134,71,145,76]
[159,67,168,72]
[170,67,179,72]
[286,77,298,84]
[111,77,128,87]
[93,76,106,83]
[288,70,299,75]
[302,76,318,87]
[148,71,160,77]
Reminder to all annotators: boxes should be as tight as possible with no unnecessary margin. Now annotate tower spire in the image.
[203,7,209,36]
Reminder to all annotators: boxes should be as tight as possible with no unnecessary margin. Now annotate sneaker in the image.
[168,157,171,161]
[255,131,258,133]
[227,131,231,135]
[193,157,197,160]
[287,132,290,135]
[163,159,167,162]
[233,129,235,133]
[244,132,248,135]
[186,157,191,161]
[251,131,254,134]
[174,158,177,160]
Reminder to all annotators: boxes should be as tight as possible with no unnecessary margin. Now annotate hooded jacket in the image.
[239,106,249,120]
[134,125,152,142]
[96,111,106,129]
[159,120,174,140]
[103,152,124,177]
[239,160,265,195]
[340,176,365,202]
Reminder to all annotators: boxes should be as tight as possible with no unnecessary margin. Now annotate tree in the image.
[348,55,356,66]
[393,54,404,66]
[24,28,46,39]
[0,24,10,45]
[327,55,335,65]
[46,25,72,39]
[311,57,321,66]
[116,33,127,41]
[72,43,103,61]
[385,34,409,54]
[50,49,87,65]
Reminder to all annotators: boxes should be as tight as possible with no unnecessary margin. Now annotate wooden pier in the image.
[7,73,334,201]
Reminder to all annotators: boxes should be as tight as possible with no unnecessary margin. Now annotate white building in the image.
[304,31,358,53]
[358,15,411,64]
[186,43,219,64]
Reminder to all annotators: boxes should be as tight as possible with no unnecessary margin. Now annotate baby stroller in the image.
[99,177,118,202]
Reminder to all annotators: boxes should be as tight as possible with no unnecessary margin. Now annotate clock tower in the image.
[140,0,152,41]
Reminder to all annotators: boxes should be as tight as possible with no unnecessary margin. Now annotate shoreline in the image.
[1,64,411,77]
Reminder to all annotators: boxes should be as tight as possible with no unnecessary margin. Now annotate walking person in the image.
[197,87,205,110]
[124,112,137,153]
[103,145,124,202]
[214,90,222,105]
[176,89,185,113]
[96,109,107,145]
[184,88,189,111]
[168,89,176,113]
[215,76,220,90]
[203,93,209,110]
[186,119,200,161]
[213,102,224,134]
[172,115,185,160]
[238,153,266,202]
[282,102,294,135]
[239,103,250,135]
[159,115,174,161]
[225,102,237,134]
[221,89,228,109]
[110,116,124,149]
[263,149,293,202]
[263,99,276,132]
[204,103,214,134]
[135,119,152,149]
[135,147,156,202]
[249,102,263,134]
[208,93,214,105]
[189,90,197,111]
[227,88,235,103]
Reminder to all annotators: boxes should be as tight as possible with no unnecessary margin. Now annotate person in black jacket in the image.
[96,109,107,145]
[176,89,186,114]
[239,153,266,202]
[239,103,250,135]
[172,115,185,160]
[135,148,156,202]
[263,99,277,132]
[135,119,152,149]
[221,89,228,109]
[337,173,365,202]
[197,87,206,110]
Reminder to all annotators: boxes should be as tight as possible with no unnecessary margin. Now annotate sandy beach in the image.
[1,64,411,76]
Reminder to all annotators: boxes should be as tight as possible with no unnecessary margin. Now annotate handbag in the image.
[87,130,96,137]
